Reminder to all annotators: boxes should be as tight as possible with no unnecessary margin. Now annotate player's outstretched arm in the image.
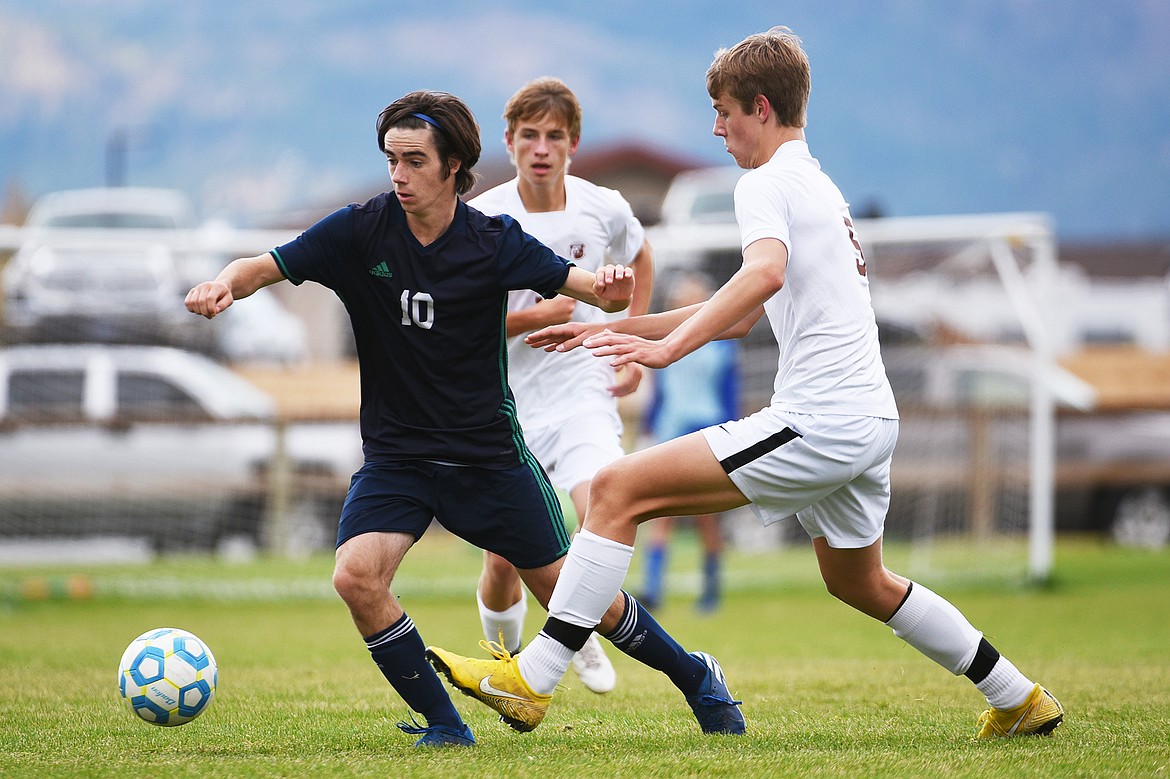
[558,264,634,314]
[504,294,577,338]
[525,303,702,352]
[185,253,285,319]
[526,300,763,354]
[589,239,785,369]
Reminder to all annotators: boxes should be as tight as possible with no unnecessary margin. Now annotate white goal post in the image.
[647,211,1088,584]
[863,213,1068,583]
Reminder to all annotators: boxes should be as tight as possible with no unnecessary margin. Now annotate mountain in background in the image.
[1,0,1167,239]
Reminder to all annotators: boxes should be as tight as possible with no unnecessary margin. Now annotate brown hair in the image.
[706,26,810,128]
[376,90,482,195]
[502,77,582,142]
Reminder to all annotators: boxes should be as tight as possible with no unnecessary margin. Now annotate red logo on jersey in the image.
[570,242,585,259]
[844,217,867,277]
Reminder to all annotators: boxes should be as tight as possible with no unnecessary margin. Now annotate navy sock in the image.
[365,613,462,729]
[700,552,720,607]
[602,591,707,695]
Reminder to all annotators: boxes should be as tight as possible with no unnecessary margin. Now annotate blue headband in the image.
[411,112,442,131]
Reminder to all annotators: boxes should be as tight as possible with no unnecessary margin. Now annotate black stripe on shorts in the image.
[719,427,801,474]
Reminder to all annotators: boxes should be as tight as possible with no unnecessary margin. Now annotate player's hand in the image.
[185,281,234,319]
[584,330,677,370]
[525,321,607,352]
[608,362,643,397]
[537,294,578,325]
[592,263,634,304]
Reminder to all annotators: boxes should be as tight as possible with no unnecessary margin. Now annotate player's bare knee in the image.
[331,565,357,603]
[586,462,639,521]
[332,561,376,606]
[482,551,516,580]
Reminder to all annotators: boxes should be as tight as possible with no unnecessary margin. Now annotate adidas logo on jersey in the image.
[368,261,393,278]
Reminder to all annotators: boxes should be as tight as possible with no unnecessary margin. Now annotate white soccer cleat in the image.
[570,632,616,694]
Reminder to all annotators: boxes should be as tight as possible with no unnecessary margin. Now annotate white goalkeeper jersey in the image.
[735,140,898,419]
[470,175,645,431]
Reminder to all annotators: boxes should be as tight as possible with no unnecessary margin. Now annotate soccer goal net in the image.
[649,211,1084,585]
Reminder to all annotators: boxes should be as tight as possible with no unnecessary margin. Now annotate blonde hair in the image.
[503,77,582,142]
[706,26,810,128]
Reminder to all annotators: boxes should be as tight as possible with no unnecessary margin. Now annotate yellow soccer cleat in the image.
[976,684,1064,738]
[426,640,552,732]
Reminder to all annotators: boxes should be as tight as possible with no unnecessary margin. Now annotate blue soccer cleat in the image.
[396,716,476,747]
[685,651,746,735]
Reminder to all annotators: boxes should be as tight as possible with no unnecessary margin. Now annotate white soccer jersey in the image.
[735,140,898,419]
[470,175,645,431]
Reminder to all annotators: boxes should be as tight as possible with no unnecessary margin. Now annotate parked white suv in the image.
[0,344,360,552]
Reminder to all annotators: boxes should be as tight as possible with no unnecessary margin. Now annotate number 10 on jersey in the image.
[400,290,434,329]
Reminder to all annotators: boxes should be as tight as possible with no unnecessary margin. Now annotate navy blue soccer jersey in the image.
[272,193,572,467]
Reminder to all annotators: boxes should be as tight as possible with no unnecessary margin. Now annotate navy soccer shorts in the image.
[336,459,571,569]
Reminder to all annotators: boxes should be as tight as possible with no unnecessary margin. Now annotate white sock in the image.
[547,528,634,627]
[517,633,578,695]
[886,582,982,675]
[518,530,634,694]
[976,656,1036,710]
[477,590,527,653]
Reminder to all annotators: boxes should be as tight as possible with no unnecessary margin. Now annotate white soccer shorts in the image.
[522,404,625,495]
[701,407,899,548]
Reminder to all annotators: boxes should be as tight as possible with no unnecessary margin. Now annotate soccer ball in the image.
[118,627,217,726]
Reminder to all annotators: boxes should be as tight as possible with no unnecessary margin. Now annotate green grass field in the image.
[1,533,1168,778]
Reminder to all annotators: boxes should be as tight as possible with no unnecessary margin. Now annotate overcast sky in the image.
[1,1,1168,240]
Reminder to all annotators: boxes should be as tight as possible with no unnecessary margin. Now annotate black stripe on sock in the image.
[543,616,593,653]
[719,427,801,473]
[964,638,1001,683]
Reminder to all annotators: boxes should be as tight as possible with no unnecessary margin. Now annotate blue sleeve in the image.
[270,207,353,288]
[716,341,739,421]
[494,213,572,297]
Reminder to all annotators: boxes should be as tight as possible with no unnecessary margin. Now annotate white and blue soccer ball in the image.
[118,627,217,726]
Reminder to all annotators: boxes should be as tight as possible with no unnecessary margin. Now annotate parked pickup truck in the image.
[0,344,361,552]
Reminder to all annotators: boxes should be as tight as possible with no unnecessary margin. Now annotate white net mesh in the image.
[650,212,1061,584]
